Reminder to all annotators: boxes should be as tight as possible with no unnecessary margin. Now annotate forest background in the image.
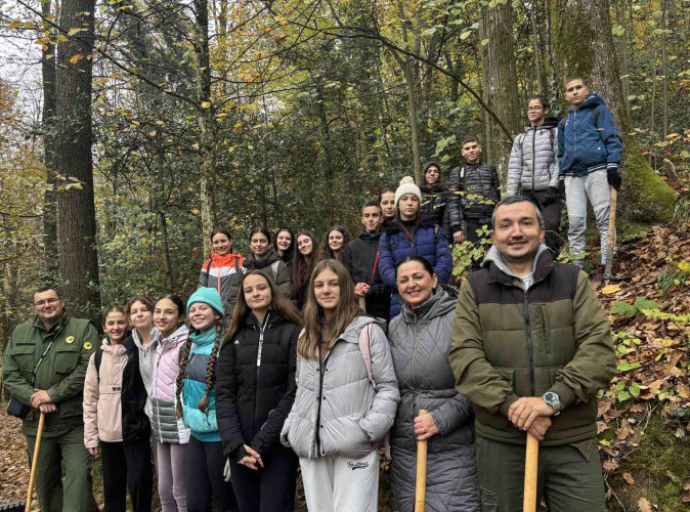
[0,0,689,510]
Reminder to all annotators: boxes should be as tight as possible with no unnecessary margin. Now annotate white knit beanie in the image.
[395,176,422,206]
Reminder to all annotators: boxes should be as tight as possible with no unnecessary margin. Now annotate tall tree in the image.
[479,1,522,181]
[55,0,100,319]
[549,0,676,223]
[193,0,217,256]
[41,0,59,278]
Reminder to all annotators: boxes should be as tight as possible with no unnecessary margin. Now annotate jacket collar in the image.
[386,217,435,237]
[359,229,382,242]
[33,313,69,335]
[483,244,554,287]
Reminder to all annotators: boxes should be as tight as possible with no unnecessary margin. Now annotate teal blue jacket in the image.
[181,327,221,442]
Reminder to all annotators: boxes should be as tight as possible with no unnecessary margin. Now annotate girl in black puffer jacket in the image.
[216,270,302,512]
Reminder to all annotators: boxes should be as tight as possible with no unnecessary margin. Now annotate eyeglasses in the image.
[527,106,543,112]
[34,297,61,307]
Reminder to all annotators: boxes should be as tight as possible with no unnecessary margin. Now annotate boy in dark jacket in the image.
[343,201,391,322]
[558,76,623,271]
[447,135,501,247]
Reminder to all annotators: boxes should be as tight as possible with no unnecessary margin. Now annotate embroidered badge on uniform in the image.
[65,336,75,344]
[84,341,93,350]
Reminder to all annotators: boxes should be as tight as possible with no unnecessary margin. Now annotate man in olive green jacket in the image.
[3,285,98,512]
[450,196,615,511]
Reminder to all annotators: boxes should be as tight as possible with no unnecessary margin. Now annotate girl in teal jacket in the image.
[176,287,238,512]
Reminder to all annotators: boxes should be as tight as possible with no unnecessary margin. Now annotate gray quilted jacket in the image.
[507,124,560,196]
[388,287,479,512]
[280,316,399,459]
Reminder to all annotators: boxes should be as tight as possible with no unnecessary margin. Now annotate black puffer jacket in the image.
[448,162,501,220]
[388,287,479,511]
[97,336,151,444]
[216,311,300,460]
[419,184,453,240]
[342,230,391,321]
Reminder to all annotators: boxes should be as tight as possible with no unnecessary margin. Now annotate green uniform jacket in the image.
[450,251,615,446]
[2,314,98,436]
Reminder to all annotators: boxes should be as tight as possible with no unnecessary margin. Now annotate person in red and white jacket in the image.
[199,228,245,315]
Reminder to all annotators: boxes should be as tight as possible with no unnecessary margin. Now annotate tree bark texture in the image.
[194,0,217,257]
[549,0,676,223]
[56,0,101,320]
[479,1,521,184]
[41,0,59,279]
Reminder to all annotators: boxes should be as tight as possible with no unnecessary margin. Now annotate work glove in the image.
[607,165,622,191]
[223,458,231,482]
[558,178,566,200]
[543,187,559,205]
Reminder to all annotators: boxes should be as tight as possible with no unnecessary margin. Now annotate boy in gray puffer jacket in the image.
[507,95,562,255]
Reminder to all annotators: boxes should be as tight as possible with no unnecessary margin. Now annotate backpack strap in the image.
[204,258,213,287]
[593,105,600,129]
[357,324,375,388]
[94,347,103,384]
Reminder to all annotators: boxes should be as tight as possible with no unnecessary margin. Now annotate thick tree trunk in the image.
[530,0,546,95]
[194,0,216,256]
[56,0,100,320]
[399,6,423,183]
[479,1,522,183]
[549,0,676,223]
[41,0,59,279]
[615,0,631,118]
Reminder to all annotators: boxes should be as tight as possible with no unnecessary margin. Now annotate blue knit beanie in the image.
[187,287,225,316]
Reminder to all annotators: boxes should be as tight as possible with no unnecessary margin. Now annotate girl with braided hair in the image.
[177,287,238,512]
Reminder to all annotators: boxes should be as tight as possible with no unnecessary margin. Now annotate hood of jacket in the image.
[541,116,559,129]
[101,342,127,356]
[246,249,280,269]
[338,315,383,345]
[481,243,552,288]
[158,324,189,349]
[420,184,445,194]
[569,92,605,114]
[358,229,382,243]
[399,285,458,324]
[212,252,244,266]
[385,217,435,238]
[131,327,159,352]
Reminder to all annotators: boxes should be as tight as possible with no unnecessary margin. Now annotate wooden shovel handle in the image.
[358,295,366,313]
[26,412,46,512]
[523,433,540,512]
[415,409,429,512]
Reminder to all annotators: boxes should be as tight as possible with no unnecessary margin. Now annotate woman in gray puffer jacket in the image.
[388,256,479,512]
[281,260,399,512]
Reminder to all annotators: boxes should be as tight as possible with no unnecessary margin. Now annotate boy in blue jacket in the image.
[558,76,623,272]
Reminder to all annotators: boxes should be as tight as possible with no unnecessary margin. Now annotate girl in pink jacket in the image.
[83,307,153,512]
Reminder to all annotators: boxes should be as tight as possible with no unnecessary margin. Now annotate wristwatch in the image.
[542,392,562,416]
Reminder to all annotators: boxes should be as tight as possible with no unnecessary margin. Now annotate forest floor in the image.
[1,222,689,511]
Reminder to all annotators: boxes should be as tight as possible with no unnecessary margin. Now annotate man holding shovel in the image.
[449,196,616,511]
[2,286,98,512]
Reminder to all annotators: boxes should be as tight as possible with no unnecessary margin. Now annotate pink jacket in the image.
[83,342,127,448]
[149,325,191,443]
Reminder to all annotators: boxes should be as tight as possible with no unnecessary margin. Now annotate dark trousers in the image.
[476,436,606,512]
[186,436,238,512]
[100,439,153,512]
[230,445,298,512]
[522,189,563,256]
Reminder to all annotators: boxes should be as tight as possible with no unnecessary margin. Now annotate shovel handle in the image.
[26,412,46,512]
[415,409,429,512]
[358,295,366,313]
[523,433,540,512]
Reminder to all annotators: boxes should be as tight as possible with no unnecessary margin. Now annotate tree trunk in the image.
[661,0,669,141]
[194,0,216,256]
[479,1,522,183]
[530,0,546,95]
[41,0,59,279]
[615,0,631,119]
[56,0,101,321]
[399,5,423,183]
[549,0,676,223]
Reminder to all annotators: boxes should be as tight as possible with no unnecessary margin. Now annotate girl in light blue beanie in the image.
[176,287,237,511]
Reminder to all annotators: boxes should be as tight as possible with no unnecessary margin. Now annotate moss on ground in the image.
[608,414,690,511]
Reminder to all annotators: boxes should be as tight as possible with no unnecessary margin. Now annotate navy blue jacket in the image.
[379,219,454,318]
[558,93,623,176]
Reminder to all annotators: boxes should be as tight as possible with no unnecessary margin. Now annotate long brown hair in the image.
[298,260,360,359]
[317,226,350,263]
[291,231,318,292]
[175,303,223,419]
[223,270,302,347]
